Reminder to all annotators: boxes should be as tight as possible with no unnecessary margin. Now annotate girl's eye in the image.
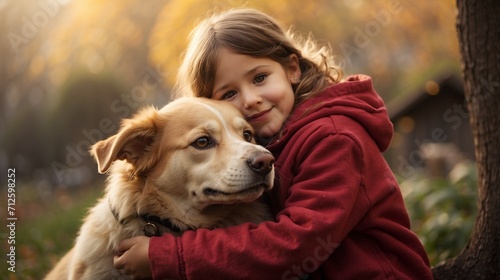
[221,90,237,100]
[254,74,268,84]
[191,136,215,149]
[243,130,253,142]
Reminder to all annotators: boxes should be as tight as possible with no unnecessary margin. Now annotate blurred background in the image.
[0,0,477,278]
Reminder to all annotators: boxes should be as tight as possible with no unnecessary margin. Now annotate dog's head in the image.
[91,97,274,209]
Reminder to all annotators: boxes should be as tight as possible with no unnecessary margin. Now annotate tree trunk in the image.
[432,1,500,279]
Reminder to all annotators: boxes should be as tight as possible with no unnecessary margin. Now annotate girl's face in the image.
[212,48,301,141]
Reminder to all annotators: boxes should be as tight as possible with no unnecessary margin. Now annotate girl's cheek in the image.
[227,100,246,114]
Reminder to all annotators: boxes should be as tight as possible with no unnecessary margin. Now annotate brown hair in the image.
[173,8,342,105]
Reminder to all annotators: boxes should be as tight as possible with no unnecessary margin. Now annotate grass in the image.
[1,184,103,280]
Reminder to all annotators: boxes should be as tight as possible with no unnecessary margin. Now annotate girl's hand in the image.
[114,236,152,279]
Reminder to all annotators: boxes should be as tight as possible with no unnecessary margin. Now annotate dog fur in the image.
[44,97,274,279]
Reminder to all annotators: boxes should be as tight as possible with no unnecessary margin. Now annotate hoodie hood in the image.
[274,74,393,152]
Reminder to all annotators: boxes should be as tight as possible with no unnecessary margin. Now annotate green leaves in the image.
[400,161,477,265]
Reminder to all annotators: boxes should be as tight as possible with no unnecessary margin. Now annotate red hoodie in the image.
[149,75,433,279]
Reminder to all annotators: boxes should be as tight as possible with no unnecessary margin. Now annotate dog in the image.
[44,97,275,279]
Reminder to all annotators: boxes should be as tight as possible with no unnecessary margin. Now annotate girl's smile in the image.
[212,48,301,140]
[245,107,273,123]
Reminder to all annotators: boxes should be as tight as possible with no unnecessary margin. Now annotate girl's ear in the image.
[287,54,301,83]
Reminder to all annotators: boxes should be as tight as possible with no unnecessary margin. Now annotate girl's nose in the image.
[242,89,262,110]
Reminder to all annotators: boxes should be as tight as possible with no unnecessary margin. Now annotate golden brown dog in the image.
[44,97,274,280]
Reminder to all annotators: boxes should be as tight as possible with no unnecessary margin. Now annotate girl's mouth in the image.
[245,108,272,123]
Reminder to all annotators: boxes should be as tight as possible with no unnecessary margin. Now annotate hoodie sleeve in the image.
[148,126,370,280]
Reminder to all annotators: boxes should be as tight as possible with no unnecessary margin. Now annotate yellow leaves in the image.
[28,54,45,81]
[28,0,165,91]
[148,0,203,85]
[117,19,143,47]
[147,0,331,86]
[80,48,105,74]
[9,0,459,98]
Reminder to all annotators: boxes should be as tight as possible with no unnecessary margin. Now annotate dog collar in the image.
[108,199,185,237]
[139,214,183,237]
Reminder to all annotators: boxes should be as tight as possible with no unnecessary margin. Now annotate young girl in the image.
[114,8,433,279]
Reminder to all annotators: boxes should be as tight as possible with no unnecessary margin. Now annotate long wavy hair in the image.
[173,8,342,106]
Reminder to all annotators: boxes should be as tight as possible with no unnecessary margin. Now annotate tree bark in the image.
[432,1,500,279]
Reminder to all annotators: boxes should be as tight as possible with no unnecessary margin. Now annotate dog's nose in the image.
[247,153,274,176]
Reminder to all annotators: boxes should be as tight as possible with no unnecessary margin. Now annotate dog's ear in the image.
[90,106,161,174]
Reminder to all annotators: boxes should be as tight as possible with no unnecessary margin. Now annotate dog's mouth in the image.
[203,183,270,197]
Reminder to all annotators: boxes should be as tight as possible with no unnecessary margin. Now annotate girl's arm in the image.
[145,133,367,279]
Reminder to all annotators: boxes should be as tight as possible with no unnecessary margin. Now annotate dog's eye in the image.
[243,130,253,142]
[192,136,214,149]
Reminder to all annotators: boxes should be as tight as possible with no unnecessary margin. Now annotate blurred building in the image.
[386,73,475,178]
